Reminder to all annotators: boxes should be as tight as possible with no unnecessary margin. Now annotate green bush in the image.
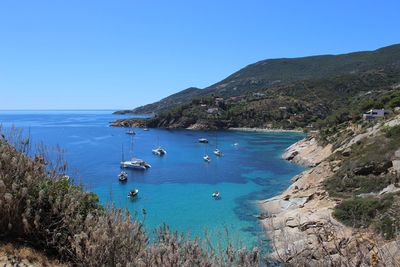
[384,125,400,138]
[326,174,397,197]
[375,215,397,240]
[333,196,393,228]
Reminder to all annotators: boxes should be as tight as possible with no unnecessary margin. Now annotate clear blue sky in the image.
[0,0,399,110]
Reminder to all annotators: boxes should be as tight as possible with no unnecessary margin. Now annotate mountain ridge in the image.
[116,43,400,115]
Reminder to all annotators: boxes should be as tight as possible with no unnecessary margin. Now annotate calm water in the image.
[0,110,304,248]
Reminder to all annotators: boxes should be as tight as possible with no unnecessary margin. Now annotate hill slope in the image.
[117,44,400,115]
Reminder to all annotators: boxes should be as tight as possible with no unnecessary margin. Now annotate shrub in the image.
[375,215,397,240]
[384,124,400,138]
[333,196,393,228]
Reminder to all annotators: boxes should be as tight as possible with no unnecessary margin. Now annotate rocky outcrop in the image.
[393,149,400,173]
[353,161,393,176]
[110,116,222,130]
[260,143,349,263]
[281,135,332,167]
[261,115,400,265]
[111,119,146,128]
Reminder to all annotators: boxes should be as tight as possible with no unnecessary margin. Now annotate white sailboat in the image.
[213,135,223,157]
[152,137,167,156]
[128,189,139,198]
[120,140,151,170]
[118,171,128,182]
[203,144,211,162]
[212,191,220,199]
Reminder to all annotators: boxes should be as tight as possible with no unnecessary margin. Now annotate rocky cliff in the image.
[260,114,400,266]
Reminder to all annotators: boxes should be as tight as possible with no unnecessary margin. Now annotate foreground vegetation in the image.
[0,128,259,266]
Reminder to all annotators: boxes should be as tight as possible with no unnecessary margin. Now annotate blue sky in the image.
[0,0,399,110]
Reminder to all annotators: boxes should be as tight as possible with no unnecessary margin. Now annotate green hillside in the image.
[117,44,400,115]
[112,64,400,130]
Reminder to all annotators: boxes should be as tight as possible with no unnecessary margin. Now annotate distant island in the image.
[112,44,400,131]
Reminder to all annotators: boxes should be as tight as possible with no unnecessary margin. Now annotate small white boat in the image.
[118,171,128,182]
[213,148,223,157]
[126,130,136,135]
[212,191,220,199]
[203,154,211,162]
[128,189,139,198]
[120,158,151,170]
[152,146,167,156]
[199,138,209,143]
[143,128,149,131]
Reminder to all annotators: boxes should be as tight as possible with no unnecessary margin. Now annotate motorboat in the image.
[213,148,223,157]
[152,146,167,156]
[120,158,151,170]
[128,189,139,198]
[143,128,149,131]
[212,191,220,199]
[118,171,128,182]
[126,130,136,135]
[203,154,211,162]
[198,138,209,143]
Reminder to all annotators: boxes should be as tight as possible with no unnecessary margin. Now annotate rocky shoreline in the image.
[228,127,304,133]
[111,118,308,132]
[259,115,400,265]
[258,135,350,263]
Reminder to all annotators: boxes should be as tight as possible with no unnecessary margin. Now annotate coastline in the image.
[258,115,400,264]
[228,127,304,133]
[258,134,353,263]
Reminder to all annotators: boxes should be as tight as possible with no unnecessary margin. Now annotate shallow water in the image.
[0,110,304,248]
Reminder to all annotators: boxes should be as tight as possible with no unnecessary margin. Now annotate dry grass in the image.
[0,241,67,266]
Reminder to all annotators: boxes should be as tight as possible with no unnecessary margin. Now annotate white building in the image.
[207,107,219,114]
[362,109,388,120]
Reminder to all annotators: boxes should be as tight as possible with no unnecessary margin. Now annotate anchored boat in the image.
[212,191,220,199]
[128,189,139,198]
[198,138,209,143]
[203,154,211,162]
[152,137,167,156]
[152,146,167,156]
[213,148,223,157]
[118,171,128,182]
[126,130,136,135]
[214,135,223,156]
[121,158,151,170]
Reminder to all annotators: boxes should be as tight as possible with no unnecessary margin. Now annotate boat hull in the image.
[120,161,150,170]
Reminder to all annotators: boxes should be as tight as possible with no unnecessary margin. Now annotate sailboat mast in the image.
[130,133,134,157]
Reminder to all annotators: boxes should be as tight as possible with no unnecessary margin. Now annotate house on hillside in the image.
[215,97,224,104]
[207,107,219,114]
[253,92,266,98]
[362,109,389,120]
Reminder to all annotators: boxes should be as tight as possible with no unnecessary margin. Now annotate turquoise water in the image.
[0,110,304,248]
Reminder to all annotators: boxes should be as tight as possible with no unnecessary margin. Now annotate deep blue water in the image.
[0,110,304,248]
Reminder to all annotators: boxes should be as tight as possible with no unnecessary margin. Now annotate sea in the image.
[0,110,304,249]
